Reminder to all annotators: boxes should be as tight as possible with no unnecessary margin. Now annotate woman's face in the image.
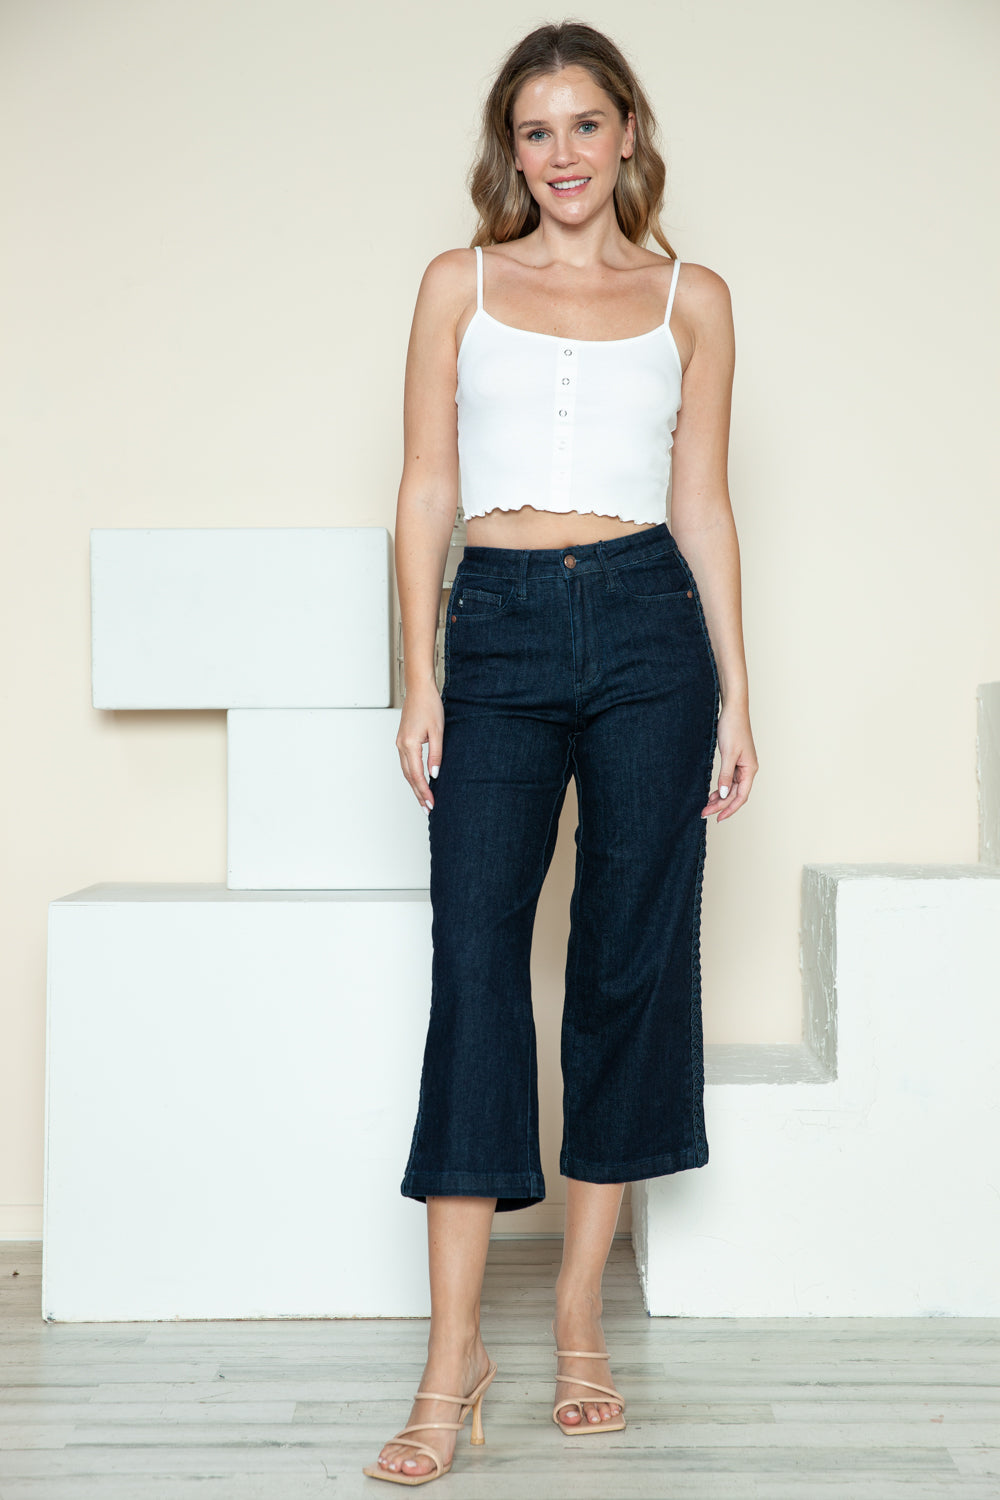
[510,65,634,223]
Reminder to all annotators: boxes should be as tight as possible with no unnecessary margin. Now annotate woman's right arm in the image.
[394,249,469,813]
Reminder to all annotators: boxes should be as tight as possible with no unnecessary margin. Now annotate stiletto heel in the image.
[550,1317,626,1436]
[363,1358,498,1485]
[469,1387,486,1445]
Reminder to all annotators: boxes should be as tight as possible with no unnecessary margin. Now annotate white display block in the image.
[633,864,1000,1317]
[979,681,1000,865]
[91,528,391,708]
[228,709,429,890]
[43,884,432,1321]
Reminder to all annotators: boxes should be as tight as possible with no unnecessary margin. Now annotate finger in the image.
[716,772,753,821]
[717,758,738,803]
[398,739,433,810]
[427,728,443,783]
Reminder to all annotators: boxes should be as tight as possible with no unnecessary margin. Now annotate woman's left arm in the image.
[668,262,758,823]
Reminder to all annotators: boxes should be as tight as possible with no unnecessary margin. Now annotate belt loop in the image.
[596,538,617,591]
[517,548,529,599]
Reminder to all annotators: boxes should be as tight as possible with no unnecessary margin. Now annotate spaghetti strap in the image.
[664,257,681,325]
[474,244,484,311]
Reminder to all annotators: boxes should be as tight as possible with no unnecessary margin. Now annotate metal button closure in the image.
[563,554,577,568]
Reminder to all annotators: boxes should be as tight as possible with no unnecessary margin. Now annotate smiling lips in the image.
[549,177,590,195]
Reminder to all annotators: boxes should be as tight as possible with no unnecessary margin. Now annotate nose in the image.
[550,130,578,167]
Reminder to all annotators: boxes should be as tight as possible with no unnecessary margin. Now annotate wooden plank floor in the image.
[1,1236,998,1498]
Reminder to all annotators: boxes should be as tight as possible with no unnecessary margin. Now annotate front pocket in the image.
[453,576,515,616]
[616,550,693,601]
[461,586,503,609]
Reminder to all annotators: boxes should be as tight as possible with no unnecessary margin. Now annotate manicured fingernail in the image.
[720,785,729,797]
[430,766,439,778]
[424,800,433,811]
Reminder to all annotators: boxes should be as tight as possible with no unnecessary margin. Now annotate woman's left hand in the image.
[701,703,758,822]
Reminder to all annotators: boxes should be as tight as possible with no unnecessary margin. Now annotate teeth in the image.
[552,178,588,190]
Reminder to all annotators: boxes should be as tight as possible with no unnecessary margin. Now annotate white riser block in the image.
[978,681,1000,865]
[228,709,429,890]
[91,528,391,708]
[44,885,431,1321]
[634,864,1000,1317]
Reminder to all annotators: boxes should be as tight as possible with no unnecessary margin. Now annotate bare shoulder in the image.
[671,262,734,374]
[675,260,733,322]
[414,246,477,314]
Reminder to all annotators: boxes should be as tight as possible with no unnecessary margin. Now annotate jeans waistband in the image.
[458,522,677,582]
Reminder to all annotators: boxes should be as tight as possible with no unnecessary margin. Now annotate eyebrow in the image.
[516,109,608,129]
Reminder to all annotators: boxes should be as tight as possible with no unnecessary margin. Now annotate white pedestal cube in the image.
[979,681,1000,864]
[634,864,1000,1317]
[91,527,392,708]
[43,884,433,1321]
[228,708,430,889]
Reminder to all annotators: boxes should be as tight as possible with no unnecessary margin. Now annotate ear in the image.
[622,110,636,160]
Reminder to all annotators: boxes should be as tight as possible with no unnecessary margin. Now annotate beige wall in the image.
[2,0,998,1238]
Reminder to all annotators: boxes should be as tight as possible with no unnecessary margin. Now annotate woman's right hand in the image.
[396,678,445,813]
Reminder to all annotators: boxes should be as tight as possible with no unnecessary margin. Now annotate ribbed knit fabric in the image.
[456,246,682,525]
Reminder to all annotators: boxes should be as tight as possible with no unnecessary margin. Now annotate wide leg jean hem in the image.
[559,1140,709,1185]
[400,1169,546,1214]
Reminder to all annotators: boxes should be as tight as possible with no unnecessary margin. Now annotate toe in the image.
[401,1454,435,1476]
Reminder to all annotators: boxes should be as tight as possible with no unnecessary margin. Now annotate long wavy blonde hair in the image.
[469,20,676,257]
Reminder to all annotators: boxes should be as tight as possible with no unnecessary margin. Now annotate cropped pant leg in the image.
[400,708,575,1213]
[559,694,714,1184]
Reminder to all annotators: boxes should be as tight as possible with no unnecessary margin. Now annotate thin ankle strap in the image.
[554,1348,610,1358]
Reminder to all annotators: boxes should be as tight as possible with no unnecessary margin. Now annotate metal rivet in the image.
[686,590,693,598]
[451,614,457,622]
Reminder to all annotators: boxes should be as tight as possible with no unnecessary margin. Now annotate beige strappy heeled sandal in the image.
[362,1359,498,1486]
[550,1317,627,1435]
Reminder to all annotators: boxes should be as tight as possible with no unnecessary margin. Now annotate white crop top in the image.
[455,245,682,526]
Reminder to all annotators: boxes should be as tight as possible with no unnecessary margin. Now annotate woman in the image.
[365,20,758,1486]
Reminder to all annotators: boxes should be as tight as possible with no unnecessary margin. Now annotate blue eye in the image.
[524,120,599,143]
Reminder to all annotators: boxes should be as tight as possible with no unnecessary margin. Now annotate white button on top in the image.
[563,348,573,356]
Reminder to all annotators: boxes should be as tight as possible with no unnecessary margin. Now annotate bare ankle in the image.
[427,1322,482,1358]
[554,1281,604,1316]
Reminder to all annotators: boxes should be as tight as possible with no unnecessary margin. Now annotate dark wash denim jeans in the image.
[400,522,721,1212]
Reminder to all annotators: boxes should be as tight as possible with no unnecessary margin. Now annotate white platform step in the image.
[227,708,429,889]
[635,862,1000,1317]
[979,681,1000,864]
[91,528,391,708]
[43,884,432,1321]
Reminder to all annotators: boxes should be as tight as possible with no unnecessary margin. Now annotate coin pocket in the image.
[453,578,515,615]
